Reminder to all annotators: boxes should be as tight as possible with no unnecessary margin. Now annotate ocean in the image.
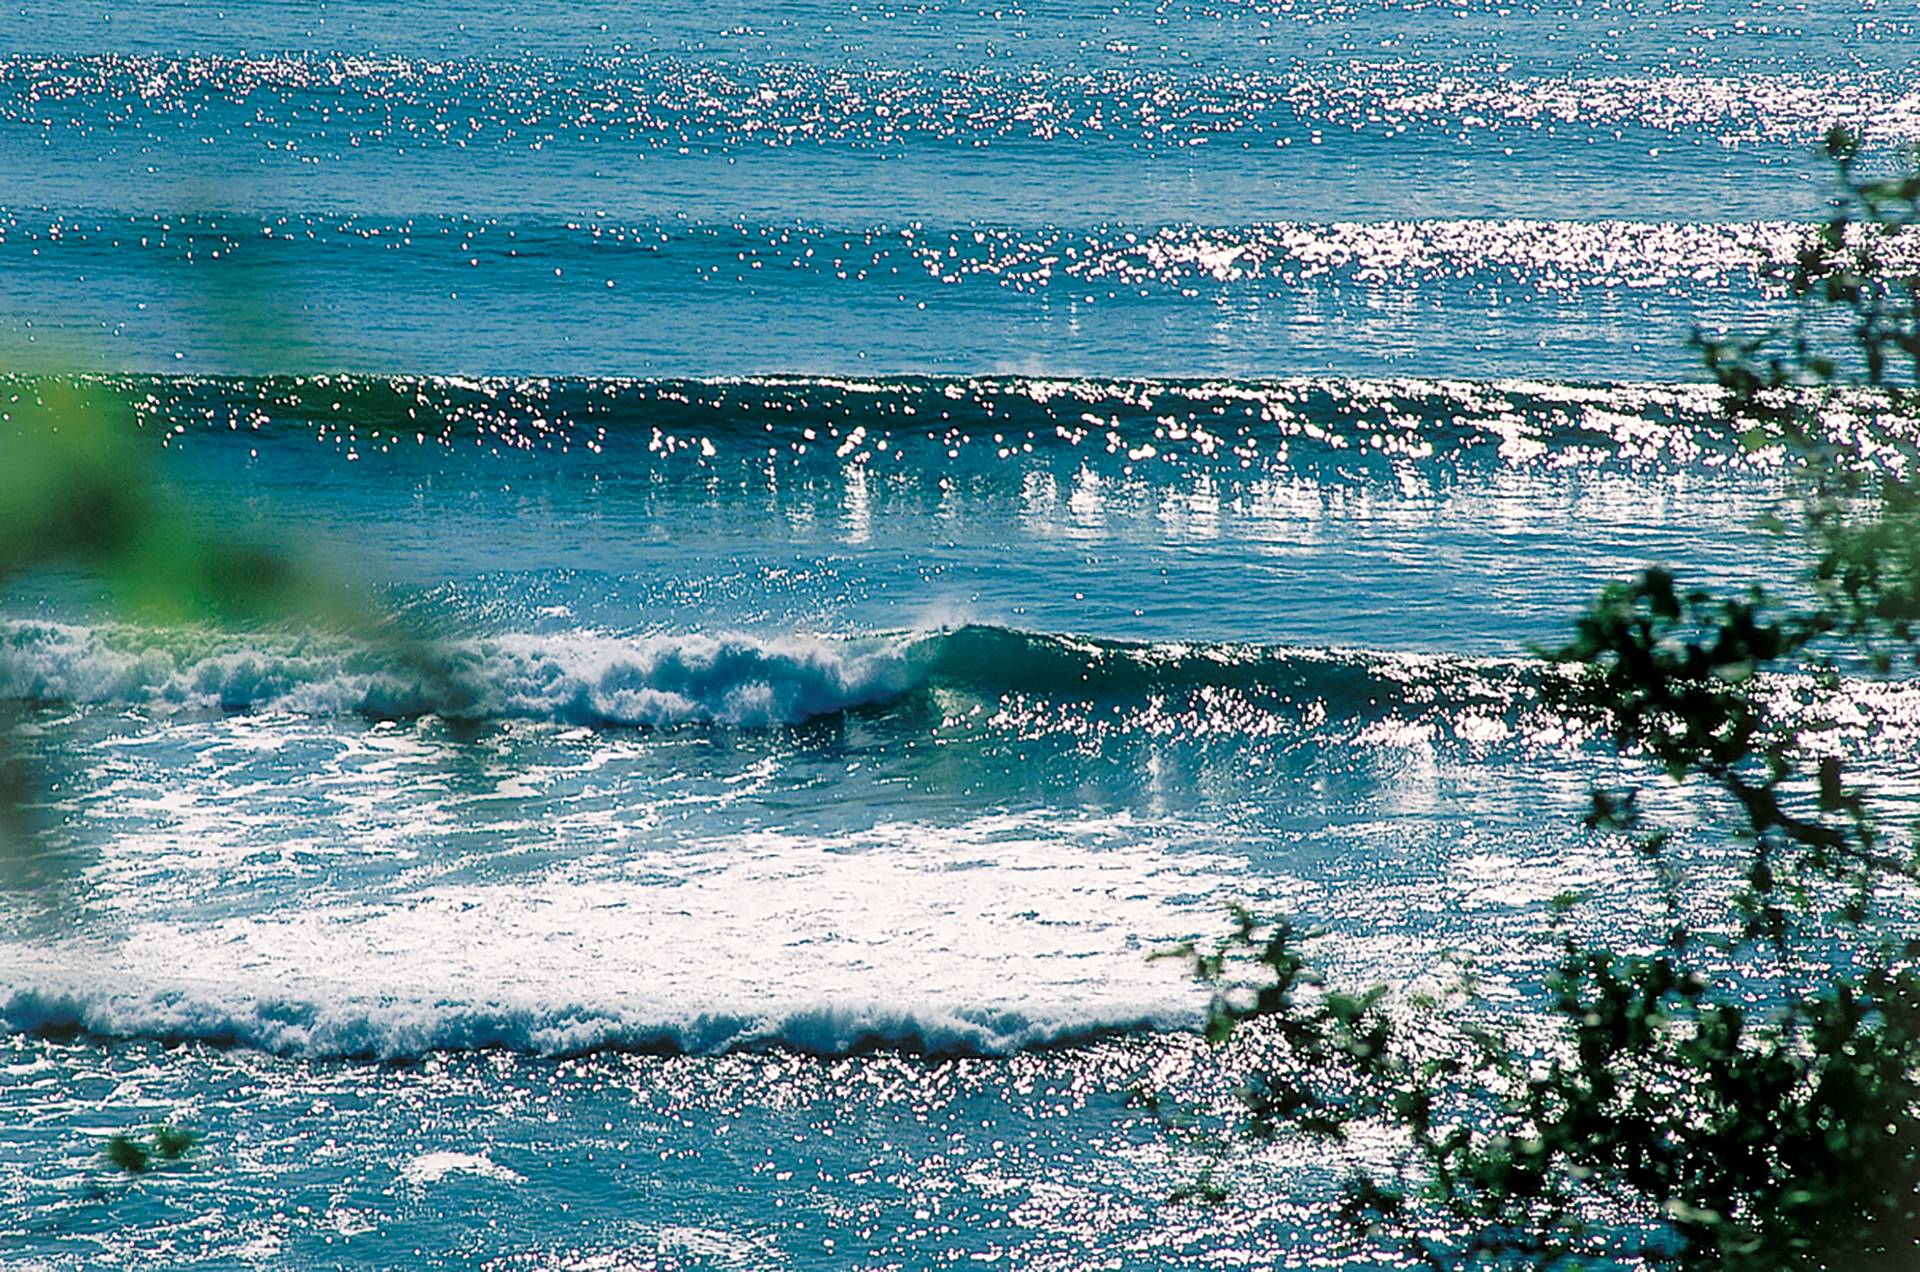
[0,1,1912,1267]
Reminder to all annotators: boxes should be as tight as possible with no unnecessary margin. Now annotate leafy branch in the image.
[1161,130,1920,1269]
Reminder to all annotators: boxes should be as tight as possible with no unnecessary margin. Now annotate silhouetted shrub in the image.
[1168,130,1920,1269]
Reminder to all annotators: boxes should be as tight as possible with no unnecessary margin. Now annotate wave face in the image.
[0,618,1542,734]
[22,370,1771,464]
[0,373,1815,653]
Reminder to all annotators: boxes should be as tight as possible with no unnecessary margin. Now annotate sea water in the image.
[0,2,1914,1267]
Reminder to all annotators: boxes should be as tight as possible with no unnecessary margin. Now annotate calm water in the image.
[0,2,1913,1268]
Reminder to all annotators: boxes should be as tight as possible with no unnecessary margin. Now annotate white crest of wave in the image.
[0,620,923,727]
[0,814,1232,1057]
[400,1151,524,1186]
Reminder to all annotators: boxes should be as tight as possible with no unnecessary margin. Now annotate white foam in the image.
[0,815,1229,1057]
[0,621,924,727]
[400,1152,524,1186]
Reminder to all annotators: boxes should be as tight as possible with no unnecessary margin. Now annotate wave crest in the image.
[0,983,1176,1058]
[0,619,1552,736]
[0,621,923,727]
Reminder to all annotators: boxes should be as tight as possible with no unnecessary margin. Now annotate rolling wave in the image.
[10,618,1907,752]
[5,54,1910,152]
[0,618,1530,729]
[0,980,1184,1058]
[0,621,921,728]
[2,372,1801,472]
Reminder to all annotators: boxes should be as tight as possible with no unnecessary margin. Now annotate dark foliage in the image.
[101,1122,198,1174]
[1165,131,1920,1269]
[0,382,474,854]
[102,1132,150,1174]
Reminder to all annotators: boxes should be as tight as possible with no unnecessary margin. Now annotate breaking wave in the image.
[0,982,1190,1059]
[0,621,923,728]
[0,618,1529,728]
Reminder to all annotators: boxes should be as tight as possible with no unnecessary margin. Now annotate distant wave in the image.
[0,618,1530,729]
[2,372,1815,475]
[4,55,1911,148]
[14,372,1907,481]
[11,214,1907,294]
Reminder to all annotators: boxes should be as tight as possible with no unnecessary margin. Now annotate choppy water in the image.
[1,2,1914,1268]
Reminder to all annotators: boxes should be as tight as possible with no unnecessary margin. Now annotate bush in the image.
[1165,129,1920,1269]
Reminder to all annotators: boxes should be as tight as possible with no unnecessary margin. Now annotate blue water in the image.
[0,2,1914,1268]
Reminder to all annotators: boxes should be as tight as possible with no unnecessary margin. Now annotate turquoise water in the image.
[0,3,1914,1268]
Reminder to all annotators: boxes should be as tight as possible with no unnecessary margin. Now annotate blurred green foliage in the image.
[0,379,471,851]
[0,378,437,630]
[102,1132,149,1174]
[102,1122,198,1174]
[1167,129,1920,1268]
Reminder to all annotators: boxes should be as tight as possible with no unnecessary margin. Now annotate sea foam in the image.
[0,621,925,727]
[0,817,1225,1058]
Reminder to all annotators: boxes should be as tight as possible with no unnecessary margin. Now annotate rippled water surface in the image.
[1,1,1914,1268]
[4,0,1917,374]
